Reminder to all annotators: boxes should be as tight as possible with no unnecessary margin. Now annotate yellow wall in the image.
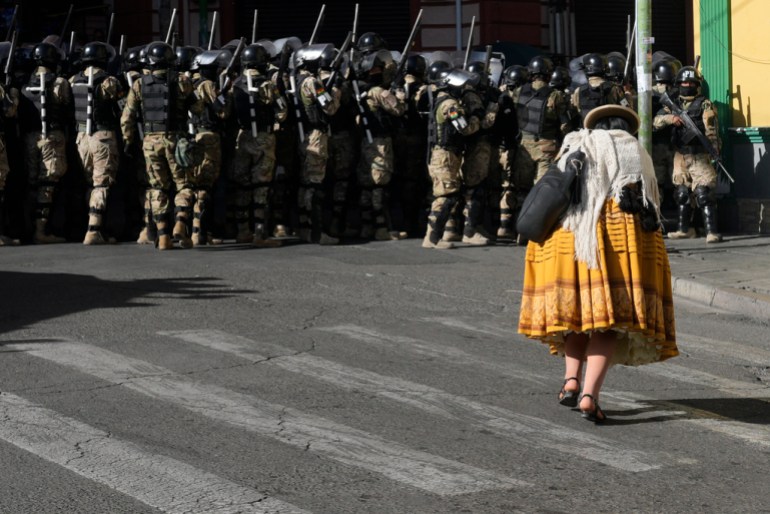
[728,0,770,127]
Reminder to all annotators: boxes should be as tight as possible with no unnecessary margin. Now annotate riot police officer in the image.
[571,53,627,125]
[654,66,723,243]
[20,42,73,243]
[70,41,123,245]
[120,41,202,250]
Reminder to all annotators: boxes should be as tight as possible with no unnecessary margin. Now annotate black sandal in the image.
[558,377,581,407]
[579,394,606,424]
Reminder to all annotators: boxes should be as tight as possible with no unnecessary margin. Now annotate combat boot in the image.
[273,224,289,238]
[702,204,723,243]
[462,232,490,246]
[83,231,108,245]
[34,219,65,244]
[442,227,462,242]
[497,227,516,241]
[668,203,696,239]
[374,228,407,241]
[137,226,156,244]
[422,233,454,249]
[173,220,193,248]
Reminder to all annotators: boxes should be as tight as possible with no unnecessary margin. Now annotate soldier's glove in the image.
[393,88,407,101]
[123,143,133,159]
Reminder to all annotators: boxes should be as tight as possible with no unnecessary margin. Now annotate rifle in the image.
[351,78,372,144]
[425,83,436,164]
[219,37,245,95]
[324,31,353,89]
[659,92,735,183]
[463,16,476,70]
[4,30,17,87]
[208,11,218,51]
[58,4,74,49]
[251,10,258,45]
[308,4,326,45]
[392,9,423,86]
[5,4,18,42]
[165,8,178,44]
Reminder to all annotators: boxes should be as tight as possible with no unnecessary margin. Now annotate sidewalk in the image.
[665,234,770,321]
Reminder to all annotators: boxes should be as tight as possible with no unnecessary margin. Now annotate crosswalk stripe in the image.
[641,363,770,396]
[163,329,663,473]
[677,331,770,364]
[9,340,521,496]
[0,392,308,514]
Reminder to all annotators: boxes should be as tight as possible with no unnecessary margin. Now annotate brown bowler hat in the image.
[583,104,640,135]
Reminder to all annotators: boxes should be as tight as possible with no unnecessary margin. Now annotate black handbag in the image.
[515,150,585,244]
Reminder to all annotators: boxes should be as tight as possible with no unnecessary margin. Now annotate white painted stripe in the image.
[319,324,551,386]
[9,341,520,496]
[161,329,663,473]
[421,317,515,339]
[685,419,770,448]
[641,363,770,396]
[677,331,770,364]
[0,393,307,514]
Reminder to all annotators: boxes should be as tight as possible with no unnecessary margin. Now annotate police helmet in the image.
[316,44,337,70]
[427,60,451,84]
[273,37,303,63]
[12,46,34,75]
[675,65,701,86]
[241,44,269,70]
[357,32,387,54]
[549,66,571,90]
[465,61,489,88]
[145,41,176,69]
[256,39,279,60]
[175,46,201,72]
[191,49,232,72]
[502,65,529,88]
[652,59,678,84]
[124,45,145,71]
[527,55,553,78]
[405,54,427,80]
[81,41,111,68]
[32,42,61,69]
[440,68,480,94]
[581,53,607,77]
[357,48,394,78]
[605,52,626,82]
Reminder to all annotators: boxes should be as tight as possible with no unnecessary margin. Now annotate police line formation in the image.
[0,10,724,251]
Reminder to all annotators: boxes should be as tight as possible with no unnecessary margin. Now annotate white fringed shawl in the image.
[556,129,660,269]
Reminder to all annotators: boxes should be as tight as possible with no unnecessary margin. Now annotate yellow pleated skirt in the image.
[518,199,678,366]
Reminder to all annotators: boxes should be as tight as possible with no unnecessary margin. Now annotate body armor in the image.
[72,69,119,132]
[577,81,614,121]
[296,74,330,130]
[671,95,707,152]
[232,75,277,132]
[516,83,552,136]
[360,86,392,138]
[20,71,66,133]
[140,73,179,134]
[191,77,221,132]
[434,96,464,152]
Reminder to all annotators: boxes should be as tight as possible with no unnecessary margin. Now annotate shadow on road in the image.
[0,271,248,334]
[599,397,770,426]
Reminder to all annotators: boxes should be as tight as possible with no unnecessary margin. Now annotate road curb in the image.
[672,276,770,321]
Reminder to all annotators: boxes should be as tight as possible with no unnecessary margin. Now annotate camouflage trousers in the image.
[229,129,277,236]
[0,135,9,191]
[357,136,394,233]
[493,145,517,232]
[25,130,68,220]
[652,142,675,189]
[142,133,193,230]
[426,146,464,241]
[76,130,119,231]
[328,130,357,229]
[673,151,716,190]
[298,128,330,234]
[511,136,558,188]
[189,131,222,240]
[461,136,492,188]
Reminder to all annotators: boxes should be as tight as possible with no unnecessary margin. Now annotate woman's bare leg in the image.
[563,332,589,394]
[579,330,617,416]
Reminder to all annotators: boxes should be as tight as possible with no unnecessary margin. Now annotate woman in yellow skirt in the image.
[518,105,677,423]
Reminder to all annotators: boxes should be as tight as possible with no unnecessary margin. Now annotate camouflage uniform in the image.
[571,75,627,126]
[19,65,72,243]
[120,68,202,249]
[356,83,406,240]
[492,86,519,239]
[651,82,675,195]
[296,68,340,244]
[423,90,480,249]
[270,68,299,238]
[229,68,288,245]
[190,74,229,245]
[654,90,721,241]
[0,84,19,245]
[70,65,123,244]
[509,77,569,240]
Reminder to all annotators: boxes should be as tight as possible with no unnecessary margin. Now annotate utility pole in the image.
[636,0,652,153]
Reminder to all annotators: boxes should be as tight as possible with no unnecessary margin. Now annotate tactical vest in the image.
[72,69,119,132]
[493,93,518,147]
[232,75,277,132]
[20,71,67,133]
[296,74,330,130]
[516,83,552,136]
[140,73,175,134]
[671,96,707,151]
[578,81,615,121]
[434,96,464,152]
[191,77,220,132]
[329,86,357,133]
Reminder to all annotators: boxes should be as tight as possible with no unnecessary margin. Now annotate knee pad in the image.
[674,185,691,206]
[694,185,715,208]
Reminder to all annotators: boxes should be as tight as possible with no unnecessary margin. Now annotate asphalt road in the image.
[1,239,769,513]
